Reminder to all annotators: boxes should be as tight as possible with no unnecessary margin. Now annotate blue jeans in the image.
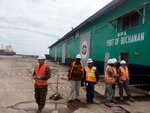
[86,82,95,102]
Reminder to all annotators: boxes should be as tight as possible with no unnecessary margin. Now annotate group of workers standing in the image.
[32,53,134,113]
[104,58,134,104]
[68,54,134,104]
[68,54,99,103]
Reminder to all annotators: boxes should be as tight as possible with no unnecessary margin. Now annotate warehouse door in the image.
[119,52,128,63]
[62,43,66,63]
[54,47,57,61]
[80,32,91,66]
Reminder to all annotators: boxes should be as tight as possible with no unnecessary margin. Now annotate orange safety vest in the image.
[69,61,84,78]
[85,66,96,82]
[104,66,116,83]
[119,66,129,81]
[113,67,117,81]
[34,63,48,86]
[113,67,117,75]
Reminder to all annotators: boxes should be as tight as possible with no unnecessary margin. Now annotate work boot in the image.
[104,99,110,104]
[120,96,124,101]
[129,97,134,102]
[67,100,73,103]
[75,99,81,102]
[86,100,94,104]
[111,98,117,104]
[36,109,41,113]
[104,100,111,106]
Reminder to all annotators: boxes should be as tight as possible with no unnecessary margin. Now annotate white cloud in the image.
[0,0,112,55]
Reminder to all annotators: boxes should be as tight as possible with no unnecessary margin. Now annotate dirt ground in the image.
[0,56,149,113]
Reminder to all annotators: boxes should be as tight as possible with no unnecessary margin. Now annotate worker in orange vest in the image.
[104,59,118,104]
[85,58,99,103]
[118,60,134,102]
[33,54,51,113]
[68,54,84,103]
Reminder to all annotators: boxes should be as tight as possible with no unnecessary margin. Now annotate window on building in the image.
[122,12,139,30]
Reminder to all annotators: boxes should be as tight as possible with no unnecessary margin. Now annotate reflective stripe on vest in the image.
[34,63,48,85]
[104,66,116,83]
[85,66,96,82]
[119,66,129,81]
[69,61,84,77]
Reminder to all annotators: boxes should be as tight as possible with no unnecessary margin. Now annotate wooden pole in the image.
[56,61,59,93]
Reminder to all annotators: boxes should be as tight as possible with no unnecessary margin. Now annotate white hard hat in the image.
[120,60,126,64]
[87,58,93,63]
[112,58,117,63]
[38,54,46,60]
[107,59,115,64]
[76,54,81,59]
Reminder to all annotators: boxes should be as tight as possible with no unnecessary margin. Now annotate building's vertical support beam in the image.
[143,6,146,24]
[116,19,118,32]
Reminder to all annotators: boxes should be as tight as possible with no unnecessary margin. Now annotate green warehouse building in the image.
[49,0,150,90]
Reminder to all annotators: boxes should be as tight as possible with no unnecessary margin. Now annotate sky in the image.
[0,0,112,55]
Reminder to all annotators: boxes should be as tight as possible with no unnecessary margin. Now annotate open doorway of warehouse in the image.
[119,52,128,63]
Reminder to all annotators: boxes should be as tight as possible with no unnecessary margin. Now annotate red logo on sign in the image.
[82,44,87,55]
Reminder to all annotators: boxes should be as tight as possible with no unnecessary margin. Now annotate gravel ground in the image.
[0,56,149,113]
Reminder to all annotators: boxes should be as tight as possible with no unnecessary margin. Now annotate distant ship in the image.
[0,44,16,56]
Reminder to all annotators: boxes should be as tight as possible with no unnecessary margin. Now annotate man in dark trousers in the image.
[118,60,134,102]
[33,54,51,113]
[85,58,99,103]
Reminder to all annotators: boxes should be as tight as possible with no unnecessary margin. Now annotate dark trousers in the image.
[112,83,116,98]
[118,80,131,97]
[34,85,48,110]
[86,82,95,102]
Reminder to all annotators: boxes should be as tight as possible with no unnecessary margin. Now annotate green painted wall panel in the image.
[57,44,62,58]
[66,37,80,59]
[49,47,55,58]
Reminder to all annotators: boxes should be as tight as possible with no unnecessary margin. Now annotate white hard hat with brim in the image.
[120,60,126,64]
[87,58,93,63]
[38,54,46,60]
[76,54,81,59]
